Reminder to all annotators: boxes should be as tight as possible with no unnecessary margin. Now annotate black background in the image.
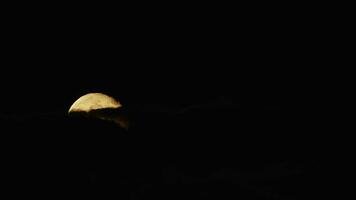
[0,5,337,199]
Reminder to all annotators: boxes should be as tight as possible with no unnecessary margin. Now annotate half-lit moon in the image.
[68,93,129,130]
[68,93,122,113]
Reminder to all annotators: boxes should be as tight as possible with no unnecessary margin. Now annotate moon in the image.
[68,93,129,129]
[69,93,122,113]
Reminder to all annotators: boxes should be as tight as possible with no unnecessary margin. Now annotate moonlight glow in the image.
[68,93,122,113]
[68,93,129,130]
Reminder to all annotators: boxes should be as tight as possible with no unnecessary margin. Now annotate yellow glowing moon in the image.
[68,93,122,113]
[68,93,129,130]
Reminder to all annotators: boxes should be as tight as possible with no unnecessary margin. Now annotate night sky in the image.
[0,7,335,199]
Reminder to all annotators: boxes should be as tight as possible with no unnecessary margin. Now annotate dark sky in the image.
[0,24,290,114]
[0,68,297,115]
[1,19,303,115]
[0,6,322,116]
[0,7,341,199]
